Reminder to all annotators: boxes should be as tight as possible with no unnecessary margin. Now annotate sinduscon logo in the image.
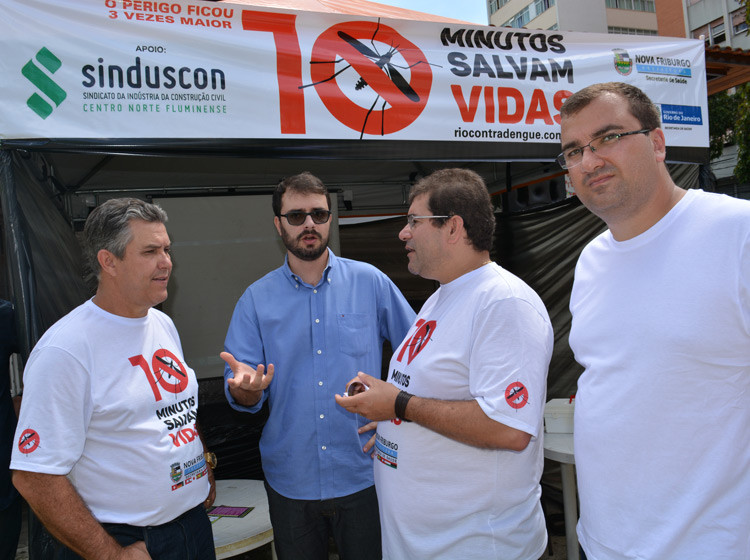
[22,47,67,119]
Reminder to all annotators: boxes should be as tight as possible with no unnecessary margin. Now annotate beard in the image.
[281,227,329,261]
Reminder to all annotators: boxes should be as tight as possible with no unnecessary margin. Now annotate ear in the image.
[445,215,466,245]
[97,249,118,278]
[651,128,667,163]
[273,216,282,237]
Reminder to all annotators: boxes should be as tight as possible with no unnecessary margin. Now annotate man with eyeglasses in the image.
[336,168,553,559]
[221,171,414,560]
[559,82,750,560]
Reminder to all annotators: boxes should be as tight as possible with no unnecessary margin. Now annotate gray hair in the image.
[83,198,168,283]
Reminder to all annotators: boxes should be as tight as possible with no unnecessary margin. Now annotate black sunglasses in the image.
[278,210,331,226]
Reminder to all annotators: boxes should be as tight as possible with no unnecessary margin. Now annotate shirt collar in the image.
[283,248,337,288]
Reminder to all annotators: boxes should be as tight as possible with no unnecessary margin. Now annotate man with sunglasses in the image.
[221,171,414,560]
[559,82,750,560]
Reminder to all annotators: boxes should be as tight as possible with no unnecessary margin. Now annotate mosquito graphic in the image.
[507,385,525,401]
[505,382,530,410]
[300,19,440,139]
[154,354,187,389]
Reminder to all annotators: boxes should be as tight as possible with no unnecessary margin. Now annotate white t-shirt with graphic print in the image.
[375,263,553,560]
[11,300,209,526]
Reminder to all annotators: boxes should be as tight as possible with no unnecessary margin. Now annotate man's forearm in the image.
[13,470,126,559]
[401,396,531,451]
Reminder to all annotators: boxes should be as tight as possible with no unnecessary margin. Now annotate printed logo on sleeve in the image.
[504,381,529,410]
[17,429,41,454]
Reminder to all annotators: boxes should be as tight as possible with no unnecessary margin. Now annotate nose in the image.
[398,224,411,241]
[159,250,172,269]
[579,144,604,171]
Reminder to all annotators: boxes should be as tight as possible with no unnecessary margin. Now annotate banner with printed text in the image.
[0,0,708,149]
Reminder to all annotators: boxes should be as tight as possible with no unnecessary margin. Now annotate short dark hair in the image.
[409,168,495,252]
[83,198,167,283]
[272,172,331,216]
[560,82,661,130]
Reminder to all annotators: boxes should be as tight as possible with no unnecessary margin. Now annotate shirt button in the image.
[313,289,318,294]
[315,319,320,323]
[317,350,322,355]
[320,414,325,419]
[322,446,327,450]
[318,381,323,386]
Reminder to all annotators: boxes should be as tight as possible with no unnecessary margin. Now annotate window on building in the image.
[605,0,655,12]
[512,6,532,27]
[501,0,555,27]
[608,26,658,35]
[490,0,512,15]
[691,23,709,46]
[732,8,748,35]
[710,17,726,44]
[533,0,553,15]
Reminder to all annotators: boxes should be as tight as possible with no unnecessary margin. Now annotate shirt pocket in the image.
[337,313,373,357]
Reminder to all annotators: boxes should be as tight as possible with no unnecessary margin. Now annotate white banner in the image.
[0,0,708,149]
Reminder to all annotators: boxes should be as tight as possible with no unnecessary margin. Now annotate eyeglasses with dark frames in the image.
[278,210,332,226]
[557,128,653,170]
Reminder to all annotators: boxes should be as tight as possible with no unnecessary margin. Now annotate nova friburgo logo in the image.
[612,48,633,76]
[22,47,67,119]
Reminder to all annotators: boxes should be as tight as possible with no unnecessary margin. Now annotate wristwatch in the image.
[204,451,218,470]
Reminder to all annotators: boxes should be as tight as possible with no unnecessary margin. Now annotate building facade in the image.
[488,0,747,47]
[488,0,658,36]
[679,0,749,49]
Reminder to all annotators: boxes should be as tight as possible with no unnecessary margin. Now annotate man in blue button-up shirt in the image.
[222,172,415,560]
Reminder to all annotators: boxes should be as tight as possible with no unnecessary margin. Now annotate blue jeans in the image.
[580,545,588,560]
[51,503,215,560]
[265,481,381,560]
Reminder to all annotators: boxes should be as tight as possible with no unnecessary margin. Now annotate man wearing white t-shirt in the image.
[559,82,750,560]
[336,168,553,559]
[11,198,217,560]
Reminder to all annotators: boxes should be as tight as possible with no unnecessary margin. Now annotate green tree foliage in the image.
[708,91,738,160]
[734,84,750,182]
[734,0,750,182]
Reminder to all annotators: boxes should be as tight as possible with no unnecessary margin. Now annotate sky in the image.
[373,0,489,25]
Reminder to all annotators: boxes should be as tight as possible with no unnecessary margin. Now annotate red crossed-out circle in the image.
[505,382,529,410]
[17,429,40,454]
[152,349,189,395]
[309,21,433,136]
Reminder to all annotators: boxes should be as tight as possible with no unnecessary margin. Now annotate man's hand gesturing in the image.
[221,351,274,407]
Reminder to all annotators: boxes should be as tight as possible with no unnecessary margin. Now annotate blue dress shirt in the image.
[224,250,415,500]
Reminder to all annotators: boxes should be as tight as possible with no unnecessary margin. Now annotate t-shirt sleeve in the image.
[469,297,552,438]
[10,346,92,474]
